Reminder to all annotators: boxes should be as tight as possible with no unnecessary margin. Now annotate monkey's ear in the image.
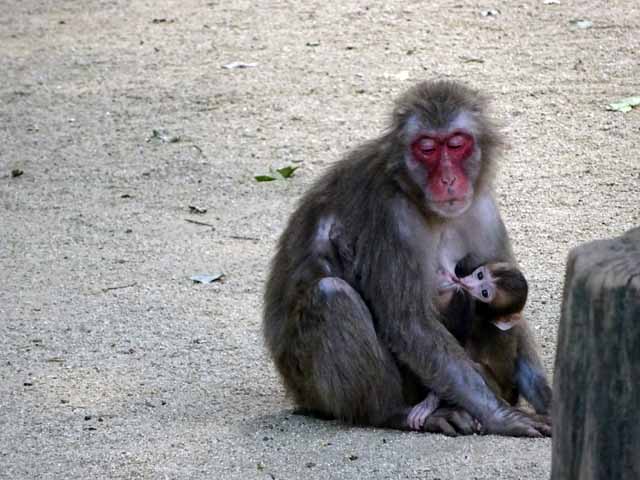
[492,313,522,331]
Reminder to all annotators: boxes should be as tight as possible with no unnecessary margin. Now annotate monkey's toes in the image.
[488,409,552,437]
[422,407,477,436]
[423,416,459,437]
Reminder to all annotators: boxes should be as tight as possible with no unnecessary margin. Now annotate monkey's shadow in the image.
[245,408,355,437]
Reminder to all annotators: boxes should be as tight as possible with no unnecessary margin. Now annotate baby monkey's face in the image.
[457,262,527,314]
[458,265,496,303]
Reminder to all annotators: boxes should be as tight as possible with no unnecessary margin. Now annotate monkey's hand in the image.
[482,406,552,437]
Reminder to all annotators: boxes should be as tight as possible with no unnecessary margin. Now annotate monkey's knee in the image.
[303,278,406,423]
[315,276,352,298]
[311,277,369,317]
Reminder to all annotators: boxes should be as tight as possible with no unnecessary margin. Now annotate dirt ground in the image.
[1,1,638,479]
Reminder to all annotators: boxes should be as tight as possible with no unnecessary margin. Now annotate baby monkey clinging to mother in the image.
[264,79,552,436]
[409,263,530,431]
[440,262,528,331]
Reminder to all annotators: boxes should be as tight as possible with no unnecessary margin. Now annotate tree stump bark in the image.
[551,227,640,480]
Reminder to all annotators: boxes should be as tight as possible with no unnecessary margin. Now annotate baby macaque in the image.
[459,262,527,330]
[463,262,528,409]
[408,263,528,431]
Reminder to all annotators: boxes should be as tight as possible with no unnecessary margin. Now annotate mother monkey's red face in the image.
[403,110,484,219]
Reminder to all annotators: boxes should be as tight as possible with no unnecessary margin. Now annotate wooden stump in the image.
[551,227,640,480]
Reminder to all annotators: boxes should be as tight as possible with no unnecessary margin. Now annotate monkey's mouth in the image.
[432,197,471,217]
[434,197,468,207]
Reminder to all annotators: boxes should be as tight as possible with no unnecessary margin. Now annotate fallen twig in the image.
[184,218,215,227]
[229,235,260,241]
[101,282,137,293]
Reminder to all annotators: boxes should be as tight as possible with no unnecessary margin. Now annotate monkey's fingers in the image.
[474,418,482,433]
[514,408,552,434]
[503,424,544,438]
[517,409,552,426]
[422,407,477,436]
[479,421,541,438]
[423,416,458,437]
[535,422,552,437]
[484,408,552,438]
[407,408,422,430]
[446,409,478,435]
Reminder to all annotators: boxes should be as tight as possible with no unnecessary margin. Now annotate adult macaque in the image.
[409,263,535,430]
[263,80,552,436]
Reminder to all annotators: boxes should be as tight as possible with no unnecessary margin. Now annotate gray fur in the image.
[263,79,551,436]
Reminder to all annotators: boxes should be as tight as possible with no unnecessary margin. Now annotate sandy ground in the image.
[1,1,638,479]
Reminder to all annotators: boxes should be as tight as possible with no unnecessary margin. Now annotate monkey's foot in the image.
[515,408,552,428]
[482,406,552,437]
[407,393,440,430]
[420,407,480,436]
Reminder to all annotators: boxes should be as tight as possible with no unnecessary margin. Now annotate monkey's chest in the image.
[437,227,468,273]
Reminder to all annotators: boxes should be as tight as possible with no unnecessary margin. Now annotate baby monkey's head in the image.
[459,262,528,316]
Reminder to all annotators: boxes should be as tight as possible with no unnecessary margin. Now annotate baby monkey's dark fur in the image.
[466,263,530,407]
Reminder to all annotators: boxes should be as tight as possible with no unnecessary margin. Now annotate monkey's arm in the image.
[401,312,548,436]
[368,257,549,437]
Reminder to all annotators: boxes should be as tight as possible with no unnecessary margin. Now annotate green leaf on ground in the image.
[255,165,300,182]
[276,165,299,178]
[255,175,277,182]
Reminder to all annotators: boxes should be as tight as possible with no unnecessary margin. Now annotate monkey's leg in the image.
[295,277,409,428]
[293,277,477,435]
[514,324,553,414]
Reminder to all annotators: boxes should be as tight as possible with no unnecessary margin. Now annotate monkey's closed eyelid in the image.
[417,138,437,150]
[447,137,465,148]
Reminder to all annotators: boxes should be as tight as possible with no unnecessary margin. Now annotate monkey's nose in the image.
[441,176,456,186]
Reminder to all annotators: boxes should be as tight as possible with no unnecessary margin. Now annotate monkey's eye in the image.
[481,289,489,298]
[447,135,466,149]
[477,270,484,280]
[418,138,436,153]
